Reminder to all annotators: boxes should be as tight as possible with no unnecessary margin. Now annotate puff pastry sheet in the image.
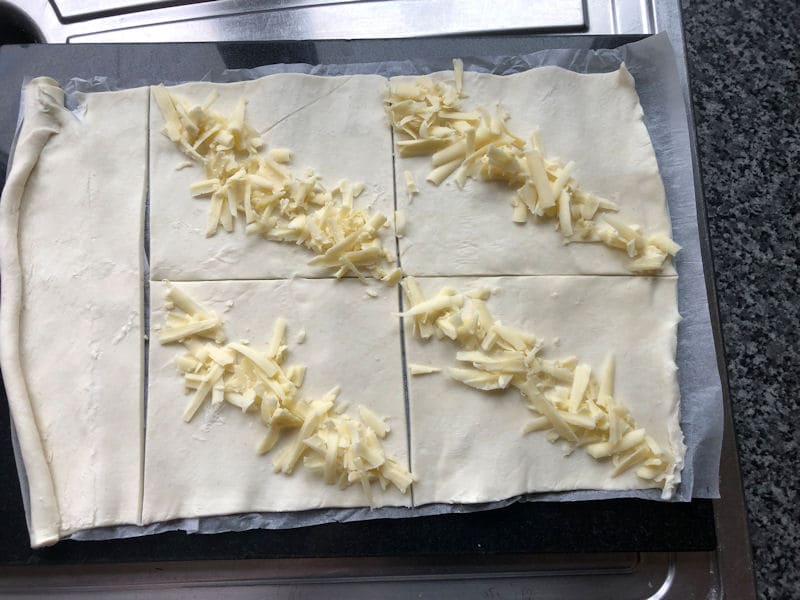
[1,63,685,545]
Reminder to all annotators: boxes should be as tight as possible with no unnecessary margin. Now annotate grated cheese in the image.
[395,210,406,238]
[408,363,442,376]
[403,170,419,200]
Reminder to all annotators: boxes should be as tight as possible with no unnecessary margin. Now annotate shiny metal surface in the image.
[1,0,586,42]
[585,0,656,34]
[71,0,585,43]
[0,551,720,598]
[53,0,215,20]
[53,0,371,21]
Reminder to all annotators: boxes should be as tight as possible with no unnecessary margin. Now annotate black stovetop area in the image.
[0,38,716,565]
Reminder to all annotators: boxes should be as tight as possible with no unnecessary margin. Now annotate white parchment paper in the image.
[9,33,723,542]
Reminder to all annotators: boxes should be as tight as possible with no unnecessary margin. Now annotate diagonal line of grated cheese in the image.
[384,61,681,274]
[157,284,414,504]
[152,85,402,285]
[400,275,680,498]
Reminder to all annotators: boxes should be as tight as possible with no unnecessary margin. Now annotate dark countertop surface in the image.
[683,1,799,598]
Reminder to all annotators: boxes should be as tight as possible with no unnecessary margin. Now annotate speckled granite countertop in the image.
[682,1,799,598]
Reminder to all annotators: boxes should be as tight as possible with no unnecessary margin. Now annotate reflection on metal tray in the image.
[3,0,659,43]
[0,552,720,598]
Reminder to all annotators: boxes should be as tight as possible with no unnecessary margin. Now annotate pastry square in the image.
[393,66,675,277]
[149,74,395,281]
[403,275,682,505]
[142,278,409,523]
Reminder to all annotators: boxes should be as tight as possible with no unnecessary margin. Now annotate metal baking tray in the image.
[0,35,753,599]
